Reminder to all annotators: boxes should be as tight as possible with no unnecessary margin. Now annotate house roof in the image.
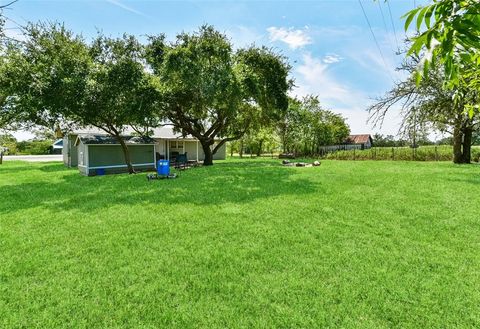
[345,134,372,144]
[75,135,155,146]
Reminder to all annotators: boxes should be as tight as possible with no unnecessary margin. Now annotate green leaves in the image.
[416,6,430,31]
[146,25,290,152]
[279,95,350,154]
[403,7,421,31]
[402,0,480,116]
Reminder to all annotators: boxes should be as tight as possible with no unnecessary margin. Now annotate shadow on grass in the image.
[0,160,321,214]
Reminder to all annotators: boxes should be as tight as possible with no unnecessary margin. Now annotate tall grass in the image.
[325,145,480,162]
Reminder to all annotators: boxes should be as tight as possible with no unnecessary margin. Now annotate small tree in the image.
[369,55,479,163]
[146,25,291,165]
[278,96,350,155]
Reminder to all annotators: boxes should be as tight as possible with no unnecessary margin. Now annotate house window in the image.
[169,140,184,149]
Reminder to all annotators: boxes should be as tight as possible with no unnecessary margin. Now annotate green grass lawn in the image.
[1,159,480,328]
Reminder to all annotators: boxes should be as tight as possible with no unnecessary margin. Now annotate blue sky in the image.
[5,0,432,140]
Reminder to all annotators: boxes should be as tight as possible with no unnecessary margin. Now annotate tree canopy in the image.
[146,25,291,165]
[404,0,479,114]
[279,96,350,155]
[1,23,159,173]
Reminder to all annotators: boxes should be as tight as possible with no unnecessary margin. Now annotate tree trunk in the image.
[239,140,244,158]
[453,126,464,164]
[200,140,214,166]
[115,134,136,174]
[462,126,472,164]
[256,140,263,157]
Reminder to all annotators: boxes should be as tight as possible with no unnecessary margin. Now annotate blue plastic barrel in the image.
[96,168,105,176]
[157,160,170,176]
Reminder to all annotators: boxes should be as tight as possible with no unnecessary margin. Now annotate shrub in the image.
[472,148,480,163]
[17,140,53,155]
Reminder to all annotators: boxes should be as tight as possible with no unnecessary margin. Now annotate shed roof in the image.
[345,134,372,144]
[75,135,155,146]
[68,126,192,139]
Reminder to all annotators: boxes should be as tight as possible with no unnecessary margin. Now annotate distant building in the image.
[345,134,373,150]
[50,139,63,154]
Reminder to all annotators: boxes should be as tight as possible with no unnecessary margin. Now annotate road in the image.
[2,155,63,162]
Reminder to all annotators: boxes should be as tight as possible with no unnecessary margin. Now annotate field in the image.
[325,145,480,161]
[1,159,480,328]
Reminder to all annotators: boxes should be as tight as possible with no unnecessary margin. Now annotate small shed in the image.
[75,135,156,176]
[345,134,373,150]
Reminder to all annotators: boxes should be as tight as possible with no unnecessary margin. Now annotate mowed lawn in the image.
[1,159,480,328]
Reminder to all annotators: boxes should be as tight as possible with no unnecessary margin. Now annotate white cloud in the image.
[266,26,312,49]
[295,53,353,105]
[293,53,402,135]
[105,0,148,17]
[322,53,342,64]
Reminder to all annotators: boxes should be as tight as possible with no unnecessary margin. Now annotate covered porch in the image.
[154,138,202,164]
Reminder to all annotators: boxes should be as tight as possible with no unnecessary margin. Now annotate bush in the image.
[472,148,480,163]
[17,140,53,155]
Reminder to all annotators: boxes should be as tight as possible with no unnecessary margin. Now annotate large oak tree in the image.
[2,23,158,173]
[146,25,291,165]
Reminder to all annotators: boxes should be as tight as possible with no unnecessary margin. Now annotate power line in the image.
[377,0,395,54]
[358,0,395,82]
[386,0,400,53]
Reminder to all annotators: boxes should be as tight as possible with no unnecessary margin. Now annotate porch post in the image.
[166,140,169,161]
[153,144,156,168]
[196,140,199,161]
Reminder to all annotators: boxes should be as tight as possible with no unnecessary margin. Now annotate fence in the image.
[323,145,467,161]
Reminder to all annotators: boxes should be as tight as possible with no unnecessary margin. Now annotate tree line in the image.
[230,95,350,157]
